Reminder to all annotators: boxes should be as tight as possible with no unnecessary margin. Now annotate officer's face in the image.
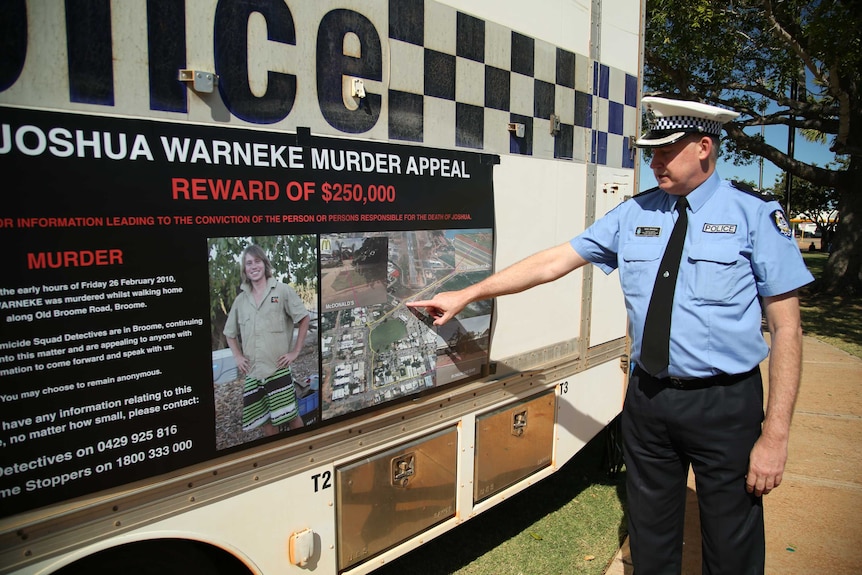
[649,135,712,195]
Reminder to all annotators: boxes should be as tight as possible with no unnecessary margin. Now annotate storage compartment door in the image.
[474,391,556,501]
[336,427,458,570]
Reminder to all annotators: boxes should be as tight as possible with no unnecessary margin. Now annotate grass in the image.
[374,427,627,575]
[799,252,862,359]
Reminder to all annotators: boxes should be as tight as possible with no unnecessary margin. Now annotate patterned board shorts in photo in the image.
[242,367,299,430]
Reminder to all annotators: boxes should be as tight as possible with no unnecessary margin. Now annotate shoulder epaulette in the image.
[636,186,662,197]
[730,180,772,202]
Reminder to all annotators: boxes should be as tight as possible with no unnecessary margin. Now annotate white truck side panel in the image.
[554,355,626,464]
[589,166,633,346]
[437,0,592,57]
[11,464,340,575]
[599,0,644,73]
[488,156,588,360]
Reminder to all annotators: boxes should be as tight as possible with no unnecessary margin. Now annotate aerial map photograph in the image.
[320,229,493,420]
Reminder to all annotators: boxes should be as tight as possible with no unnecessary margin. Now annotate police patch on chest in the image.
[702,223,737,234]
[770,210,793,238]
[635,226,661,237]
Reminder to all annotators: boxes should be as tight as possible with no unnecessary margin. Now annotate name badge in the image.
[702,223,738,234]
[635,226,661,237]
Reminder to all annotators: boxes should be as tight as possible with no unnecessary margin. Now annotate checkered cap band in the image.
[650,115,723,136]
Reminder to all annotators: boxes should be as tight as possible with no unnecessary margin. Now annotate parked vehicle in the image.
[0,1,642,573]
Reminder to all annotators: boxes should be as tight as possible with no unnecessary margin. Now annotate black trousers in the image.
[622,367,766,575]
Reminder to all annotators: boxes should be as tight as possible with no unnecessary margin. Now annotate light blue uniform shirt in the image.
[571,171,814,378]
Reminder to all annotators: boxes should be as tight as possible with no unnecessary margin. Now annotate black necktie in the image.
[640,196,689,376]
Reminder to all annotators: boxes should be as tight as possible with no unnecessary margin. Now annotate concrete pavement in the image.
[604,335,862,574]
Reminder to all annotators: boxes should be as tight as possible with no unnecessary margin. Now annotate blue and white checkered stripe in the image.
[651,115,723,136]
[387,0,638,169]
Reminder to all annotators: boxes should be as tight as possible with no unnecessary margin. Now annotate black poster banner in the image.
[0,108,496,517]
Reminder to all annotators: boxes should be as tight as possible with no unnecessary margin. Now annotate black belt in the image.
[634,365,758,390]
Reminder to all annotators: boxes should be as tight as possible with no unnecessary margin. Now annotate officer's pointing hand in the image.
[406,291,468,326]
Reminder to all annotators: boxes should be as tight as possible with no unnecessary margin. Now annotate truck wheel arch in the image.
[47,538,255,575]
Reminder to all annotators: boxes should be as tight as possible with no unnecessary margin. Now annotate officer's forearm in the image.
[463,242,587,302]
[762,293,803,442]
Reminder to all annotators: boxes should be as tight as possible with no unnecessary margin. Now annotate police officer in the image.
[408,96,813,574]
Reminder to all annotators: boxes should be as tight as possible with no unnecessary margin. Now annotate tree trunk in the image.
[823,158,862,295]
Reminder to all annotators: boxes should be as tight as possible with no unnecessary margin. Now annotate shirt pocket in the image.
[235,309,254,345]
[620,244,663,298]
[687,243,744,303]
[237,308,253,329]
[263,308,287,333]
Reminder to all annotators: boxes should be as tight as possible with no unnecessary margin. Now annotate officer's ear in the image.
[694,135,714,163]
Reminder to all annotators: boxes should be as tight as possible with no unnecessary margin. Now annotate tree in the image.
[644,0,862,294]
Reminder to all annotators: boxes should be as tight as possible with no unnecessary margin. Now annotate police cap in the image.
[634,96,739,148]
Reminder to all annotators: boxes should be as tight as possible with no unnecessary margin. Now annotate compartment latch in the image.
[512,410,528,437]
[391,454,415,487]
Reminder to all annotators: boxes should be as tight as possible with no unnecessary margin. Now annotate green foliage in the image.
[645,0,862,294]
[644,0,860,174]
